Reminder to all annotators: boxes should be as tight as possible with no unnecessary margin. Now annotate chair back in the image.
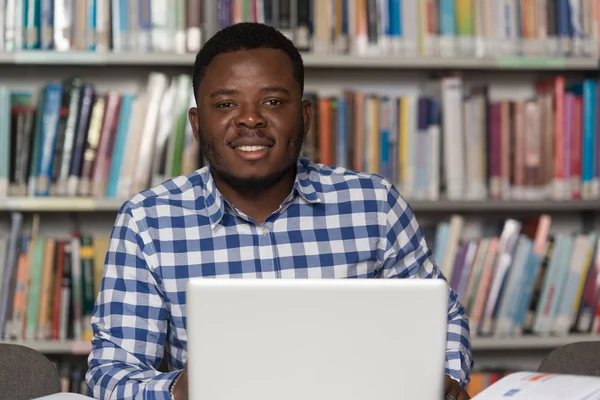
[538,341,600,377]
[0,343,61,399]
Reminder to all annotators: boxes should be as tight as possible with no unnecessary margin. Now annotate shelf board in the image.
[0,197,125,211]
[472,334,600,351]
[0,197,598,213]
[2,335,599,355]
[0,51,597,70]
[302,54,600,70]
[409,199,600,212]
[1,340,92,354]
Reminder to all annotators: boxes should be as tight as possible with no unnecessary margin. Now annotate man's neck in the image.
[211,167,297,224]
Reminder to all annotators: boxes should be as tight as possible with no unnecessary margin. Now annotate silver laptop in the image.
[186,279,449,400]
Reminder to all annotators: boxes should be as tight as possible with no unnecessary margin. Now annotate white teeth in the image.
[237,145,267,152]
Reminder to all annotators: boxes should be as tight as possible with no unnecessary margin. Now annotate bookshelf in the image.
[3,334,600,356]
[0,197,598,213]
[1,0,600,397]
[0,52,599,70]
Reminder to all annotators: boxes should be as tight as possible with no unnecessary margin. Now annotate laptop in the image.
[186,279,449,400]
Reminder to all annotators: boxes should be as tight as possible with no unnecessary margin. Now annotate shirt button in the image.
[260,226,269,235]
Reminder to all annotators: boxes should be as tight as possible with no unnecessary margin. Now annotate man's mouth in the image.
[232,144,272,161]
[236,145,269,152]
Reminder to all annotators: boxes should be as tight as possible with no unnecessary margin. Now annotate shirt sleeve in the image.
[378,183,474,387]
[86,202,180,399]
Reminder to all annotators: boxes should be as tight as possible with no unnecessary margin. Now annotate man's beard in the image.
[198,129,304,193]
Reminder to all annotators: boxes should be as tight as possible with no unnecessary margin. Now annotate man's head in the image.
[189,23,312,193]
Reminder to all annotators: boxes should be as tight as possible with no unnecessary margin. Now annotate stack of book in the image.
[0,73,201,200]
[428,213,600,339]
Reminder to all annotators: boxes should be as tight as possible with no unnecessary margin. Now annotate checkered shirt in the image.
[86,157,473,399]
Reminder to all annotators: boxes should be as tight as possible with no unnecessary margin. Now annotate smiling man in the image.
[86,22,473,400]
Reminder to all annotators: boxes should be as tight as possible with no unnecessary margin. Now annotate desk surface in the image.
[34,394,92,399]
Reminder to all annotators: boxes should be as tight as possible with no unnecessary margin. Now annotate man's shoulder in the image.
[301,158,394,198]
[120,167,210,216]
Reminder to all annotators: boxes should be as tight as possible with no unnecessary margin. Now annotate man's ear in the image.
[189,107,200,142]
[301,99,313,138]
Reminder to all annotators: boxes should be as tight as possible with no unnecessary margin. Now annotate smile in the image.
[237,145,269,152]
[232,144,271,161]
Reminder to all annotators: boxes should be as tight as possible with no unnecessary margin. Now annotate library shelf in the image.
[0,197,125,212]
[0,51,597,70]
[2,335,599,355]
[0,340,92,355]
[0,197,598,213]
[408,199,600,213]
[471,334,600,351]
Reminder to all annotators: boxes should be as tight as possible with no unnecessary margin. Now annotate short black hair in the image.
[192,22,305,102]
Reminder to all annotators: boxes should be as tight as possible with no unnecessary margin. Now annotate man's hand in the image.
[444,375,470,400]
[171,363,188,400]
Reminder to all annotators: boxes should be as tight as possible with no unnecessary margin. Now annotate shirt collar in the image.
[202,157,321,229]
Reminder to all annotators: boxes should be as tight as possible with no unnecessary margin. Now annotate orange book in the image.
[318,99,333,166]
[37,238,56,340]
[51,241,65,340]
[10,244,31,340]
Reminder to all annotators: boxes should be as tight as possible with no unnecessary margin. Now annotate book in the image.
[473,371,600,399]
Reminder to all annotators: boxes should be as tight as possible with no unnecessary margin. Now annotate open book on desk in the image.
[473,371,600,399]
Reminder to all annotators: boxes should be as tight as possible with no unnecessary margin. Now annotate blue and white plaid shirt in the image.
[86,157,473,399]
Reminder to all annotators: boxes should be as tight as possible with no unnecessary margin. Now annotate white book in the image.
[401,0,418,56]
[474,371,600,400]
[53,0,72,51]
[132,73,169,194]
[13,0,22,49]
[110,0,123,51]
[480,219,521,336]
[570,0,584,56]
[150,78,178,187]
[174,0,186,54]
[0,0,6,52]
[4,0,15,51]
[441,77,465,200]
[96,0,110,52]
[151,0,171,52]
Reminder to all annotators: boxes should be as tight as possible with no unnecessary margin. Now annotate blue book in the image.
[106,94,135,197]
[36,82,64,196]
[389,0,401,41]
[380,97,391,180]
[24,0,41,49]
[582,80,596,193]
[87,0,97,51]
[40,0,54,50]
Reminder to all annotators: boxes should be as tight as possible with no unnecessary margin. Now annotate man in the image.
[86,22,473,400]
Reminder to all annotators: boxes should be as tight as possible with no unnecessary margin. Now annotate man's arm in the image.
[86,202,181,399]
[377,183,474,387]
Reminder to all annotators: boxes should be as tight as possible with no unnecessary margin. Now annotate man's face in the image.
[189,48,312,190]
